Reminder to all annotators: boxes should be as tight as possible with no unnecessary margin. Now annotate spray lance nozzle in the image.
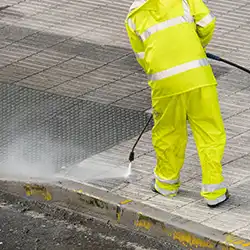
[129,151,135,162]
[126,151,135,179]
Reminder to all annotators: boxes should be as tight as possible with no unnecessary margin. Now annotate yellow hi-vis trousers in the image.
[152,85,227,204]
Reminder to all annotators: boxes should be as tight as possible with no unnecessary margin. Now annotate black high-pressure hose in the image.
[128,53,250,163]
[206,53,250,74]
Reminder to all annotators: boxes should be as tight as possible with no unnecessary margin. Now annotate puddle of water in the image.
[57,159,130,184]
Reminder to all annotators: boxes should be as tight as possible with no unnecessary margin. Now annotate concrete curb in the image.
[0,179,249,250]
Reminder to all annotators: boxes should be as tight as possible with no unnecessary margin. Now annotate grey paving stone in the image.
[143,194,193,213]
[180,164,201,183]
[48,56,103,78]
[235,226,250,240]
[0,64,39,77]
[172,204,219,223]
[0,74,21,84]
[109,54,140,71]
[0,44,38,66]
[0,25,36,41]
[202,211,250,233]
[230,179,250,198]
[115,183,156,201]
[111,88,151,111]
[226,155,250,171]
[183,153,200,166]
[88,178,129,192]
[228,132,250,154]
[0,40,12,49]
[16,72,73,90]
[222,146,248,166]
[173,195,240,224]
[224,119,250,139]
[51,40,129,62]
[19,32,68,49]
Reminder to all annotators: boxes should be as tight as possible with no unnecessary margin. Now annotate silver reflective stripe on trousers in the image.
[140,0,193,41]
[206,194,227,206]
[135,52,145,59]
[202,183,226,193]
[196,13,215,27]
[154,173,179,185]
[149,58,209,81]
[155,183,178,196]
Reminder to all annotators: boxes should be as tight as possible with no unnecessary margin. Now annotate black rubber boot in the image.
[207,189,230,208]
[151,179,162,195]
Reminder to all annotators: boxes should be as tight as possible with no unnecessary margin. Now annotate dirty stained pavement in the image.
[0,194,183,250]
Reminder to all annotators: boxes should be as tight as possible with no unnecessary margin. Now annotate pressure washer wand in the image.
[206,53,250,74]
[128,114,153,163]
[126,114,153,178]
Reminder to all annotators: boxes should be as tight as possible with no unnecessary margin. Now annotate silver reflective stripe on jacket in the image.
[182,0,193,21]
[127,18,142,41]
[202,183,226,193]
[140,16,192,41]
[149,58,209,81]
[139,0,194,41]
[196,13,215,27]
[127,18,136,30]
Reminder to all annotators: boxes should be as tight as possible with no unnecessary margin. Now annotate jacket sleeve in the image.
[125,18,146,71]
[188,0,216,47]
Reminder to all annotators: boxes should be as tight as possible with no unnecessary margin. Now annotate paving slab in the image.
[1,0,250,249]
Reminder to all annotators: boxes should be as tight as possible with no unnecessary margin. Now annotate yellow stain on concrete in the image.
[134,215,215,248]
[134,219,153,230]
[172,231,215,249]
[116,211,121,222]
[221,246,236,250]
[134,213,154,231]
[116,200,133,223]
[225,234,250,248]
[120,199,133,205]
[24,184,52,201]
[75,189,83,194]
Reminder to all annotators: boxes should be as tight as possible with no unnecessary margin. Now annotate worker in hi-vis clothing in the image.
[125,0,229,207]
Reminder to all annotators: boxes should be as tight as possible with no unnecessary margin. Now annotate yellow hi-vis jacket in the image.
[125,0,217,98]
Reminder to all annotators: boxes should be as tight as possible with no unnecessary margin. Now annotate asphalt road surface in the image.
[0,198,184,250]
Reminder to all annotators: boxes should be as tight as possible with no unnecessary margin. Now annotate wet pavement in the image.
[1,0,250,246]
[0,82,151,171]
